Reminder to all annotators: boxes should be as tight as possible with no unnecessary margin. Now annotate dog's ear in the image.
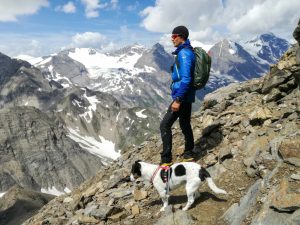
[131,160,142,177]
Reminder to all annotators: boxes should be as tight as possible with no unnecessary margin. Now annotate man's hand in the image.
[171,101,181,112]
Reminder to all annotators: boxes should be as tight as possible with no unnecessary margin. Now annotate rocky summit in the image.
[23,30,300,225]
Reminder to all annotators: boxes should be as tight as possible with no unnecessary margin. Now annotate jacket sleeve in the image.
[173,49,193,100]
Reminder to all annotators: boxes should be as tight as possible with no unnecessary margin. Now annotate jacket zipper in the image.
[175,64,180,80]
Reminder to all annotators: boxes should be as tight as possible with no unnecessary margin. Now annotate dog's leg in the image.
[183,182,199,211]
[194,190,200,200]
[158,189,169,212]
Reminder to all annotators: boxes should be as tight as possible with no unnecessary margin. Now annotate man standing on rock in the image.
[160,26,196,166]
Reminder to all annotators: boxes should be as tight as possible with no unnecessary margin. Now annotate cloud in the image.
[140,0,300,42]
[81,0,107,18]
[110,0,118,10]
[55,1,76,14]
[127,1,139,11]
[70,32,107,48]
[0,33,70,57]
[0,0,49,22]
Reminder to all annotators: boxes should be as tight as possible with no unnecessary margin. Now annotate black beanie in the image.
[172,26,189,39]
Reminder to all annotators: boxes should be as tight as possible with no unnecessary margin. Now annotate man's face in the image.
[171,34,185,47]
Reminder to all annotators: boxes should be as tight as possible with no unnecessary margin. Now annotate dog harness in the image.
[150,165,172,197]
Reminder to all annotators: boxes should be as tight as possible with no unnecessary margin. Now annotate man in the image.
[160,25,196,166]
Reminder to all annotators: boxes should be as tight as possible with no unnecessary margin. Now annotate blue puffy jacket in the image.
[171,39,196,103]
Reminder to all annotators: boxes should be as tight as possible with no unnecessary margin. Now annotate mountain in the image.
[196,34,290,99]
[18,34,289,107]
[0,51,161,197]
[25,44,173,110]
[244,33,290,64]
[22,34,300,225]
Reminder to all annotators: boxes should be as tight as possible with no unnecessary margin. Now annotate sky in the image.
[0,0,299,57]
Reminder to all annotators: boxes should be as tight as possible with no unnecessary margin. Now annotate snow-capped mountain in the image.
[243,33,290,64]
[21,44,173,110]
[0,51,162,195]
[195,34,290,99]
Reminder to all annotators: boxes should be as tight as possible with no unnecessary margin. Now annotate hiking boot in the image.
[160,162,173,167]
[181,153,195,162]
[181,157,195,162]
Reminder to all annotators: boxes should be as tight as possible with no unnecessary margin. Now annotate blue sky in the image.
[0,0,299,57]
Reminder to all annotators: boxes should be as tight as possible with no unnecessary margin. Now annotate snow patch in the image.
[191,40,213,52]
[67,127,120,160]
[135,109,147,118]
[0,192,6,198]
[64,187,71,193]
[79,90,101,123]
[41,187,65,196]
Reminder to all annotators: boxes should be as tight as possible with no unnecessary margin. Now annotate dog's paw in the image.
[182,206,189,211]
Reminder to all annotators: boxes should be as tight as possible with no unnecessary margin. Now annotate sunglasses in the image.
[171,34,181,39]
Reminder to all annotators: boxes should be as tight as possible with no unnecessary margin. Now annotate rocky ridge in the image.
[0,186,54,225]
[23,33,300,224]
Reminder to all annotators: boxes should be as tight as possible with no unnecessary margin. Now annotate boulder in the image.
[223,179,261,225]
[133,189,148,201]
[270,179,300,212]
[279,137,300,167]
[154,210,194,225]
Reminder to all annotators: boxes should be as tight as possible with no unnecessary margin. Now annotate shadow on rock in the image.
[193,124,224,161]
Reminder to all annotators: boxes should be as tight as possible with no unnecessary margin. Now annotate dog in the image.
[130,160,227,211]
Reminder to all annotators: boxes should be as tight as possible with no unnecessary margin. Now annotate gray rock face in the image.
[40,52,90,87]
[223,179,262,225]
[0,106,104,192]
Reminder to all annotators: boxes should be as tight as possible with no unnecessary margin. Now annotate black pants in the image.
[160,102,194,163]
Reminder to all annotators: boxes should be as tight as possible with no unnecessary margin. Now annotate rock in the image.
[109,188,131,199]
[249,106,272,123]
[223,179,262,225]
[261,67,291,94]
[154,210,194,225]
[204,154,218,167]
[293,20,300,45]
[279,137,300,167]
[262,88,283,103]
[85,205,113,220]
[131,205,140,215]
[133,189,148,201]
[269,137,284,161]
[270,179,300,212]
[63,197,74,203]
[289,209,300,225]
[291,174,300,181]
[250,207,293,225]
[108,211,127,222]
[70,214,100,224]
[219,147,233,162]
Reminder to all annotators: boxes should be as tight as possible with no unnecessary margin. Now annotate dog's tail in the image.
[199,167,227,195]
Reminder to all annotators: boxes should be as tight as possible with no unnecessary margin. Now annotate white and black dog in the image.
[130,160,227,211]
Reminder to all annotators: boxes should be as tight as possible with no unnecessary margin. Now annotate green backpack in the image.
[175,47,212,90]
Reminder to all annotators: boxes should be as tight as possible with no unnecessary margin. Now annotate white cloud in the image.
[80,0,107,18]
[140,0,300,42]
[0,33,70,57]
[110,0,118,10]
[55,1,76,14]
[127,1,139,11]
[70,32,107,48]
[0,0,49,22]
